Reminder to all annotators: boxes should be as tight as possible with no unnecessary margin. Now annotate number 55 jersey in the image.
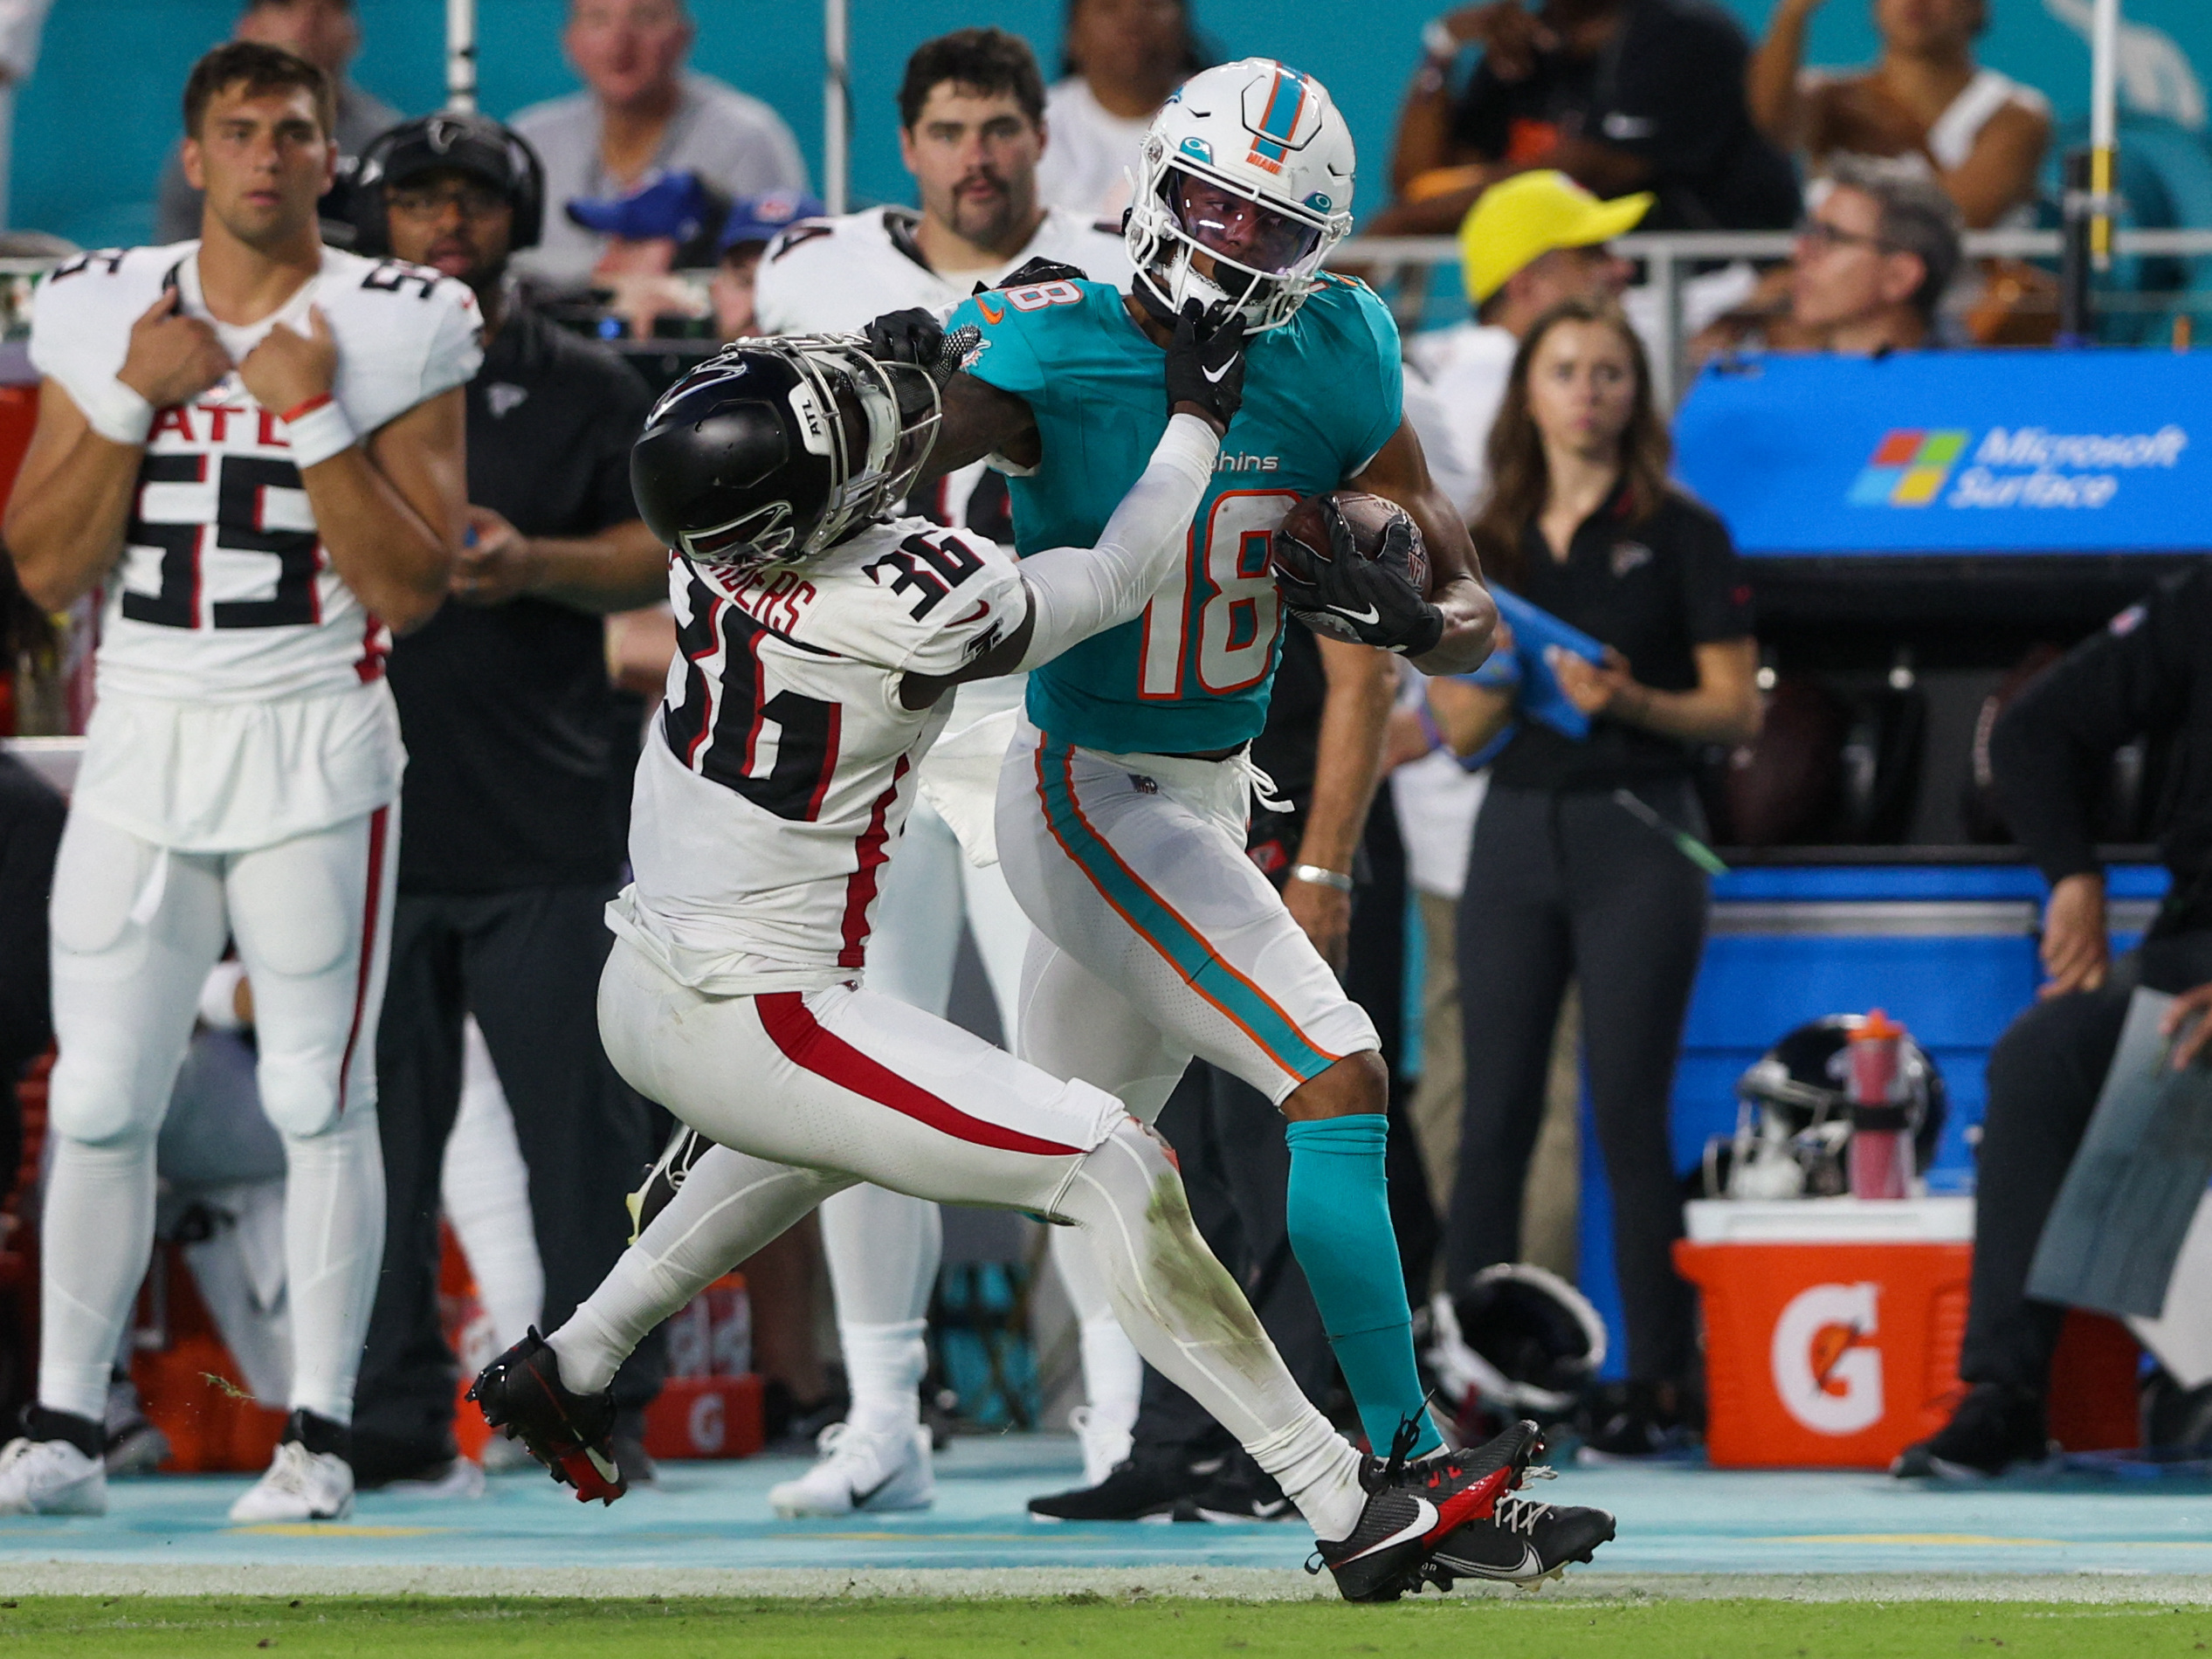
[28,241,482,850]
[942,273,1402,755]
[610,522,1025,996]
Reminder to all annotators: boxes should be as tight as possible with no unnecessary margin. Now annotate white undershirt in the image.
[1036,77,1154,222]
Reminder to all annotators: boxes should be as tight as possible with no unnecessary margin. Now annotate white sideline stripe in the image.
[5,1566,2212,1601]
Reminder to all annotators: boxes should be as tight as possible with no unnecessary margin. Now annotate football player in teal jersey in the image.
[866,63,1610,1584]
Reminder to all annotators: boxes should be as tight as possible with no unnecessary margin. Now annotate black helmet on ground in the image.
[630,337,941,576]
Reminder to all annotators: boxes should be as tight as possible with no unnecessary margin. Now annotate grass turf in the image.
[0,1597,2208,1656]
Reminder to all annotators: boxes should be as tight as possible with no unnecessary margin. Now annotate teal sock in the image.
[1283,1114,1442,1457]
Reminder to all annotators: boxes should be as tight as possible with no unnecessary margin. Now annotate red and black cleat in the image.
[1312,1417,1547,1601]
[467,1328,627,1505]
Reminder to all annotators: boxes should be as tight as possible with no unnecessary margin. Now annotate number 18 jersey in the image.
[943,275,1402,755]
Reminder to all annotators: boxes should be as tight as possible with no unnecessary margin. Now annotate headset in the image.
[349,113,546,257]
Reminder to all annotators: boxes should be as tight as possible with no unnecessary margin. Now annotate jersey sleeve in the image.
[1672,494,1755,642]
[1336,279,1405,478]
[416,279,486,403]
[882,530,1029,682]
[943,288,1057,407]
[28,250,136,404]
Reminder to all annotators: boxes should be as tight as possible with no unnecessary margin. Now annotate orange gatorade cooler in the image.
[1673,1198,1974,1468]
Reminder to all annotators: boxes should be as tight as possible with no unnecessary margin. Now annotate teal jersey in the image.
[945,275,1402,754]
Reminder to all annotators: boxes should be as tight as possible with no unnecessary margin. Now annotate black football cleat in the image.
[1420,1467,1617,1589]
[1312,1418,1547,1602]
[468,1328,626,1505]
[1028,1449,1203,1522]
[628,1125,716,1243]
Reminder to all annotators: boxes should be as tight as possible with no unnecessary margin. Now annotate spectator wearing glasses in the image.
[346,114,671,1491]
[511,0,807,289]
[1750,0,2050,231]
[1034,0,1209,221]
[1375,0,1799,237]
[1786,154,1963,354]
[154,0,401,244]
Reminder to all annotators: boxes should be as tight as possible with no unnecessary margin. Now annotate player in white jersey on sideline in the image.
[0,41,478,1523]
[746,26,1139,1513]
[471,311,1587,1604]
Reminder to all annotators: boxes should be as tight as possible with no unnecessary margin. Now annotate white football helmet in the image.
[1127,59,1357,334]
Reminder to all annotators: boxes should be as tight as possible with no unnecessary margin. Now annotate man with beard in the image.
[341,113,672,1490]
[745,24,1139,1516]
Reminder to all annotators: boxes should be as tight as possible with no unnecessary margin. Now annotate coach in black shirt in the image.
[348,115,668,1486]
[1378,0,1799,236]
[1896,563,2212,1479]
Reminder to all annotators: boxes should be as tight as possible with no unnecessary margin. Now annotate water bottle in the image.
[1846,1008,1912,1201]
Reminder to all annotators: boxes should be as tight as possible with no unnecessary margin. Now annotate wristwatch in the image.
[1291,864,1355,893]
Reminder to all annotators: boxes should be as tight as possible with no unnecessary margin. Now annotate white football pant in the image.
[40,806,395,1427]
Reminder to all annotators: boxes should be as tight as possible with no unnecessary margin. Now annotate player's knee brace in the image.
[45,1051,167,1146]
[254,1051,349,1139]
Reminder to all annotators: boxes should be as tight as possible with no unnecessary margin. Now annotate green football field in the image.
[0,1596,2207,1656]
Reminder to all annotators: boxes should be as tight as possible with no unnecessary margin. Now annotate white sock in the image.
[550,1143,840,1398]
[1051,1223,1143,1439]
[38,1133,159,1424]
[281,1107,386,1425]
[839,1318,927,1435]
[1249,1415,1367,1542]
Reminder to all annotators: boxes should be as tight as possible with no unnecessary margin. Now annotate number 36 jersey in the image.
[30,241,484,703]
[610,518,1025,996]
[943,274,1402,756]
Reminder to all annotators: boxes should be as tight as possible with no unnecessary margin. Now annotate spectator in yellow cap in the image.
[1402,169,1650,521]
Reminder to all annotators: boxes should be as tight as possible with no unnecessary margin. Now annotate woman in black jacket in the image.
[1430,296,1760,1454]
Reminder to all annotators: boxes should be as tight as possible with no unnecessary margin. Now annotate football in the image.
[1271,490,1430,597]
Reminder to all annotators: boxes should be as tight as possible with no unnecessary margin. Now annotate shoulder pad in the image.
[767,221,836,264]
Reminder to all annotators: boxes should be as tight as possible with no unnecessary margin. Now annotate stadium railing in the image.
[1332,228,2212,410]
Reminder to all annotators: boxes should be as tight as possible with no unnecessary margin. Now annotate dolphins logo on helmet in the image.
[1126,59,1357,334]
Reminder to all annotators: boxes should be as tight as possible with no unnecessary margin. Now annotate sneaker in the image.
[229,1413,355,1523]
[1422,1468,1617,1588]
[1892,1383,2052,1479]
[1574,1380,1702,1463]
[629,1125,714,1242]
[1178,1453,1293,1523]
[0,1408,107,1516]
[768,1422,933,1518]
[1312,1418,1547,1603]
[468,1328,625,1505]
[1028,1448,1203,1522]
[1069,1405,1133,1489]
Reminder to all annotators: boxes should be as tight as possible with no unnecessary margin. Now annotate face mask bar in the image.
[1130,149,1347,334]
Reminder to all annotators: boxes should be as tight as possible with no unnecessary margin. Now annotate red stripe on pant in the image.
[755,991,1083,1158]
[836,755,906,968]
[334,804,389,1116]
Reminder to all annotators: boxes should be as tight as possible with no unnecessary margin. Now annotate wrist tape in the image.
[79,378,155,447]
[281,393,356,469]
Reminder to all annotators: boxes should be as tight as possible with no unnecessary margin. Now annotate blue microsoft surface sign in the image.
[1673,350,2211,555]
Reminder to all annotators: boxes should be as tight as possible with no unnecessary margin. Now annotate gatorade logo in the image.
[687,1391,727,1456]
[1771,1282,1885,1435]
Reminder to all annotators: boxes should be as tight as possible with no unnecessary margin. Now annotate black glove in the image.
[1272,498,1445,656]
[862,306,944,369]
[1163,300,1246,431]
[973,257,1089,295]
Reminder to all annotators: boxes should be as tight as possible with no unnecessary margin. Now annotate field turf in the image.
[0,1596,2207,1656]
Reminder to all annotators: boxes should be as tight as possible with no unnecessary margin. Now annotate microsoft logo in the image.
[1849,429,1970,506]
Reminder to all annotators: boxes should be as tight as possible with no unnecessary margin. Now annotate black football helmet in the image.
[630,336,940,575]
[1697,1015,1948,1199]
[1426,1264,1608,1429]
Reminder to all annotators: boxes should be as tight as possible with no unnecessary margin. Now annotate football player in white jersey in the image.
[749,27,1141,1512]
[0,42,479,1522]
[471,319,1579,1603]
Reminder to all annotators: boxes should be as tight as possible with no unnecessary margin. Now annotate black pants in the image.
[356,885,663,1452]
[1962,928,2212,1391]
[1131,1062,1336,1458]
[1448,780,1710,1384]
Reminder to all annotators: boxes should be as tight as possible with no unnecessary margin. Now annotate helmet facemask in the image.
[782,339,941,561]
[1128,146,1346,334]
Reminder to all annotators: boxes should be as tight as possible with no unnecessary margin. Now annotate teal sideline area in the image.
[0,1435,2208,1579]
[17,1,2209,253]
